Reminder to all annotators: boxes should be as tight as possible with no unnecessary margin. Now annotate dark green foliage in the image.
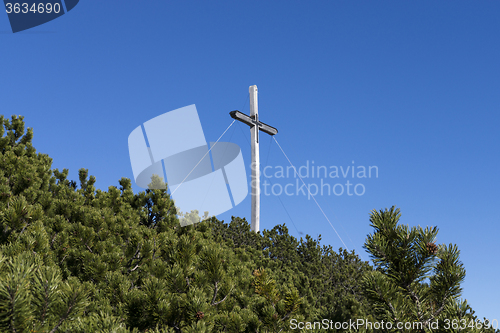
[0,115,495,333]
[0,115,366,332]
[363,206,498,333]
[212,218,376,327]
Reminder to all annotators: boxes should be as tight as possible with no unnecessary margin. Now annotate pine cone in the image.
[426,242,438,255]
[196,311,204,320]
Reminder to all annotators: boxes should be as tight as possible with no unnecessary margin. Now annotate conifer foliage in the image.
[0,115,365,332]
[0,115,496,333]
[363,207,497,333]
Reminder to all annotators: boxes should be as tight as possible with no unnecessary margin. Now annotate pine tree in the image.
[362,206,497,332]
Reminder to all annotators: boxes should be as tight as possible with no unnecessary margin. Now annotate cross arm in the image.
[229,110,278,136]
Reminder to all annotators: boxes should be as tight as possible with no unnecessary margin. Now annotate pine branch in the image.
[211,281,219,305]
[127,264,141,273]
[48,300,75,333]
[423,294,448,327]
[50,234,57,250]
[407,286,423,321]
[48,285,83,333]
[6,285,17,333]
[80,239,93,254]
[59,254,68,265]
[125,245,141,267]
[17,223,30,238]
[212,284,234,306]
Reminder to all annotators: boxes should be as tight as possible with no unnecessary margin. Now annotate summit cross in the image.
[230,85,278,232]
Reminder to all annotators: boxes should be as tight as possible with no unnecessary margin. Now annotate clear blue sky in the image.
[1,0,499,321]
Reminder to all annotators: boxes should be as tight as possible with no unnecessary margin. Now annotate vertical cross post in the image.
[229,85,278,232]
[249,85,260,232]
